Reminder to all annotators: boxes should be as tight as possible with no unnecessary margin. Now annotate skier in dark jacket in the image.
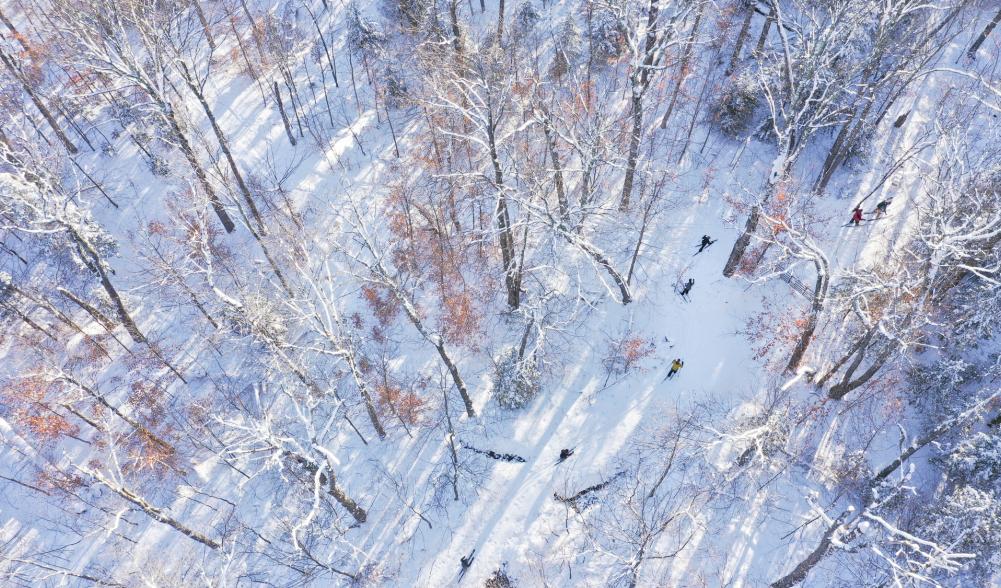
[558,448,574,463]
[679,278,694,297]
[873,199,892,218]
[459,550,476,580]
[696,235,716,253]
[850,206,864,226]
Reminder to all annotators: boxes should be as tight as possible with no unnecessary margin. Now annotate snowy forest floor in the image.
[2,0,1001,587]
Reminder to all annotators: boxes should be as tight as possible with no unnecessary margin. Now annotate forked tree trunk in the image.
[815,326,872,387]
[828,342,894,400]
[283,451,367,523]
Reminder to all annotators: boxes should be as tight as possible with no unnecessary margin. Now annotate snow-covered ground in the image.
[2,0,1001,586]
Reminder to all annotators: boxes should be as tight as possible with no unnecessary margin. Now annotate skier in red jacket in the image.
[850,206,864,226]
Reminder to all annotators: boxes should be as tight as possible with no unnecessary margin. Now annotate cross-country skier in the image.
[850,206,864,226]
[872,198,892,218]
[666,358,684,379]
[696,235,716,253]
[458,550,476,581]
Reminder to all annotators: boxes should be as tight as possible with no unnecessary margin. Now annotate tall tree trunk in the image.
[753,4,774,56]
[770,510,851,588]
[58,288,118,331]
[785,258,828,372]
[538,107,568,217]
[723,205,759,277]
[967,6,1001,59]
[441,383,461,501]
[660,4,703,129]
[179,63,267,235]
[158,100,236,233]
[60,375,174,451]
[337,339,386,439]
[93,260,146,344]
[620,0,662,210]
[496,0,505,42]
[528,206,632,304]
[303,3,338,86]
[0,48,77,154]
[187,0,216,49]
[88,469,221,549]
[11,283,113,359]
[283,451,367,523]
[0,8,31,51]
[449,0,464,55]
[725,1,754,76]
[814,100,873,194]
[620,92,644,211]
[3,302,56,339]
[273,81,298,146]
[387,283,476,417]
[486,110,520,309]
[68,232,147,345]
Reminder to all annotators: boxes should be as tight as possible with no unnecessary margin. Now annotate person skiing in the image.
[873,198,892,218]
[458,550,476,580]
[558,448,575,463]
[666,358,684,379]
[696,235,716,254]
[850,206,864,226]
[679,278,694,298]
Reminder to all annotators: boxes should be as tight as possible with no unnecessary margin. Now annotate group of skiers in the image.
[668,234,716,380]
[457,201,901,578]
[849,198,892,226]
[677,234,715,300]
[456,235,721,578]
